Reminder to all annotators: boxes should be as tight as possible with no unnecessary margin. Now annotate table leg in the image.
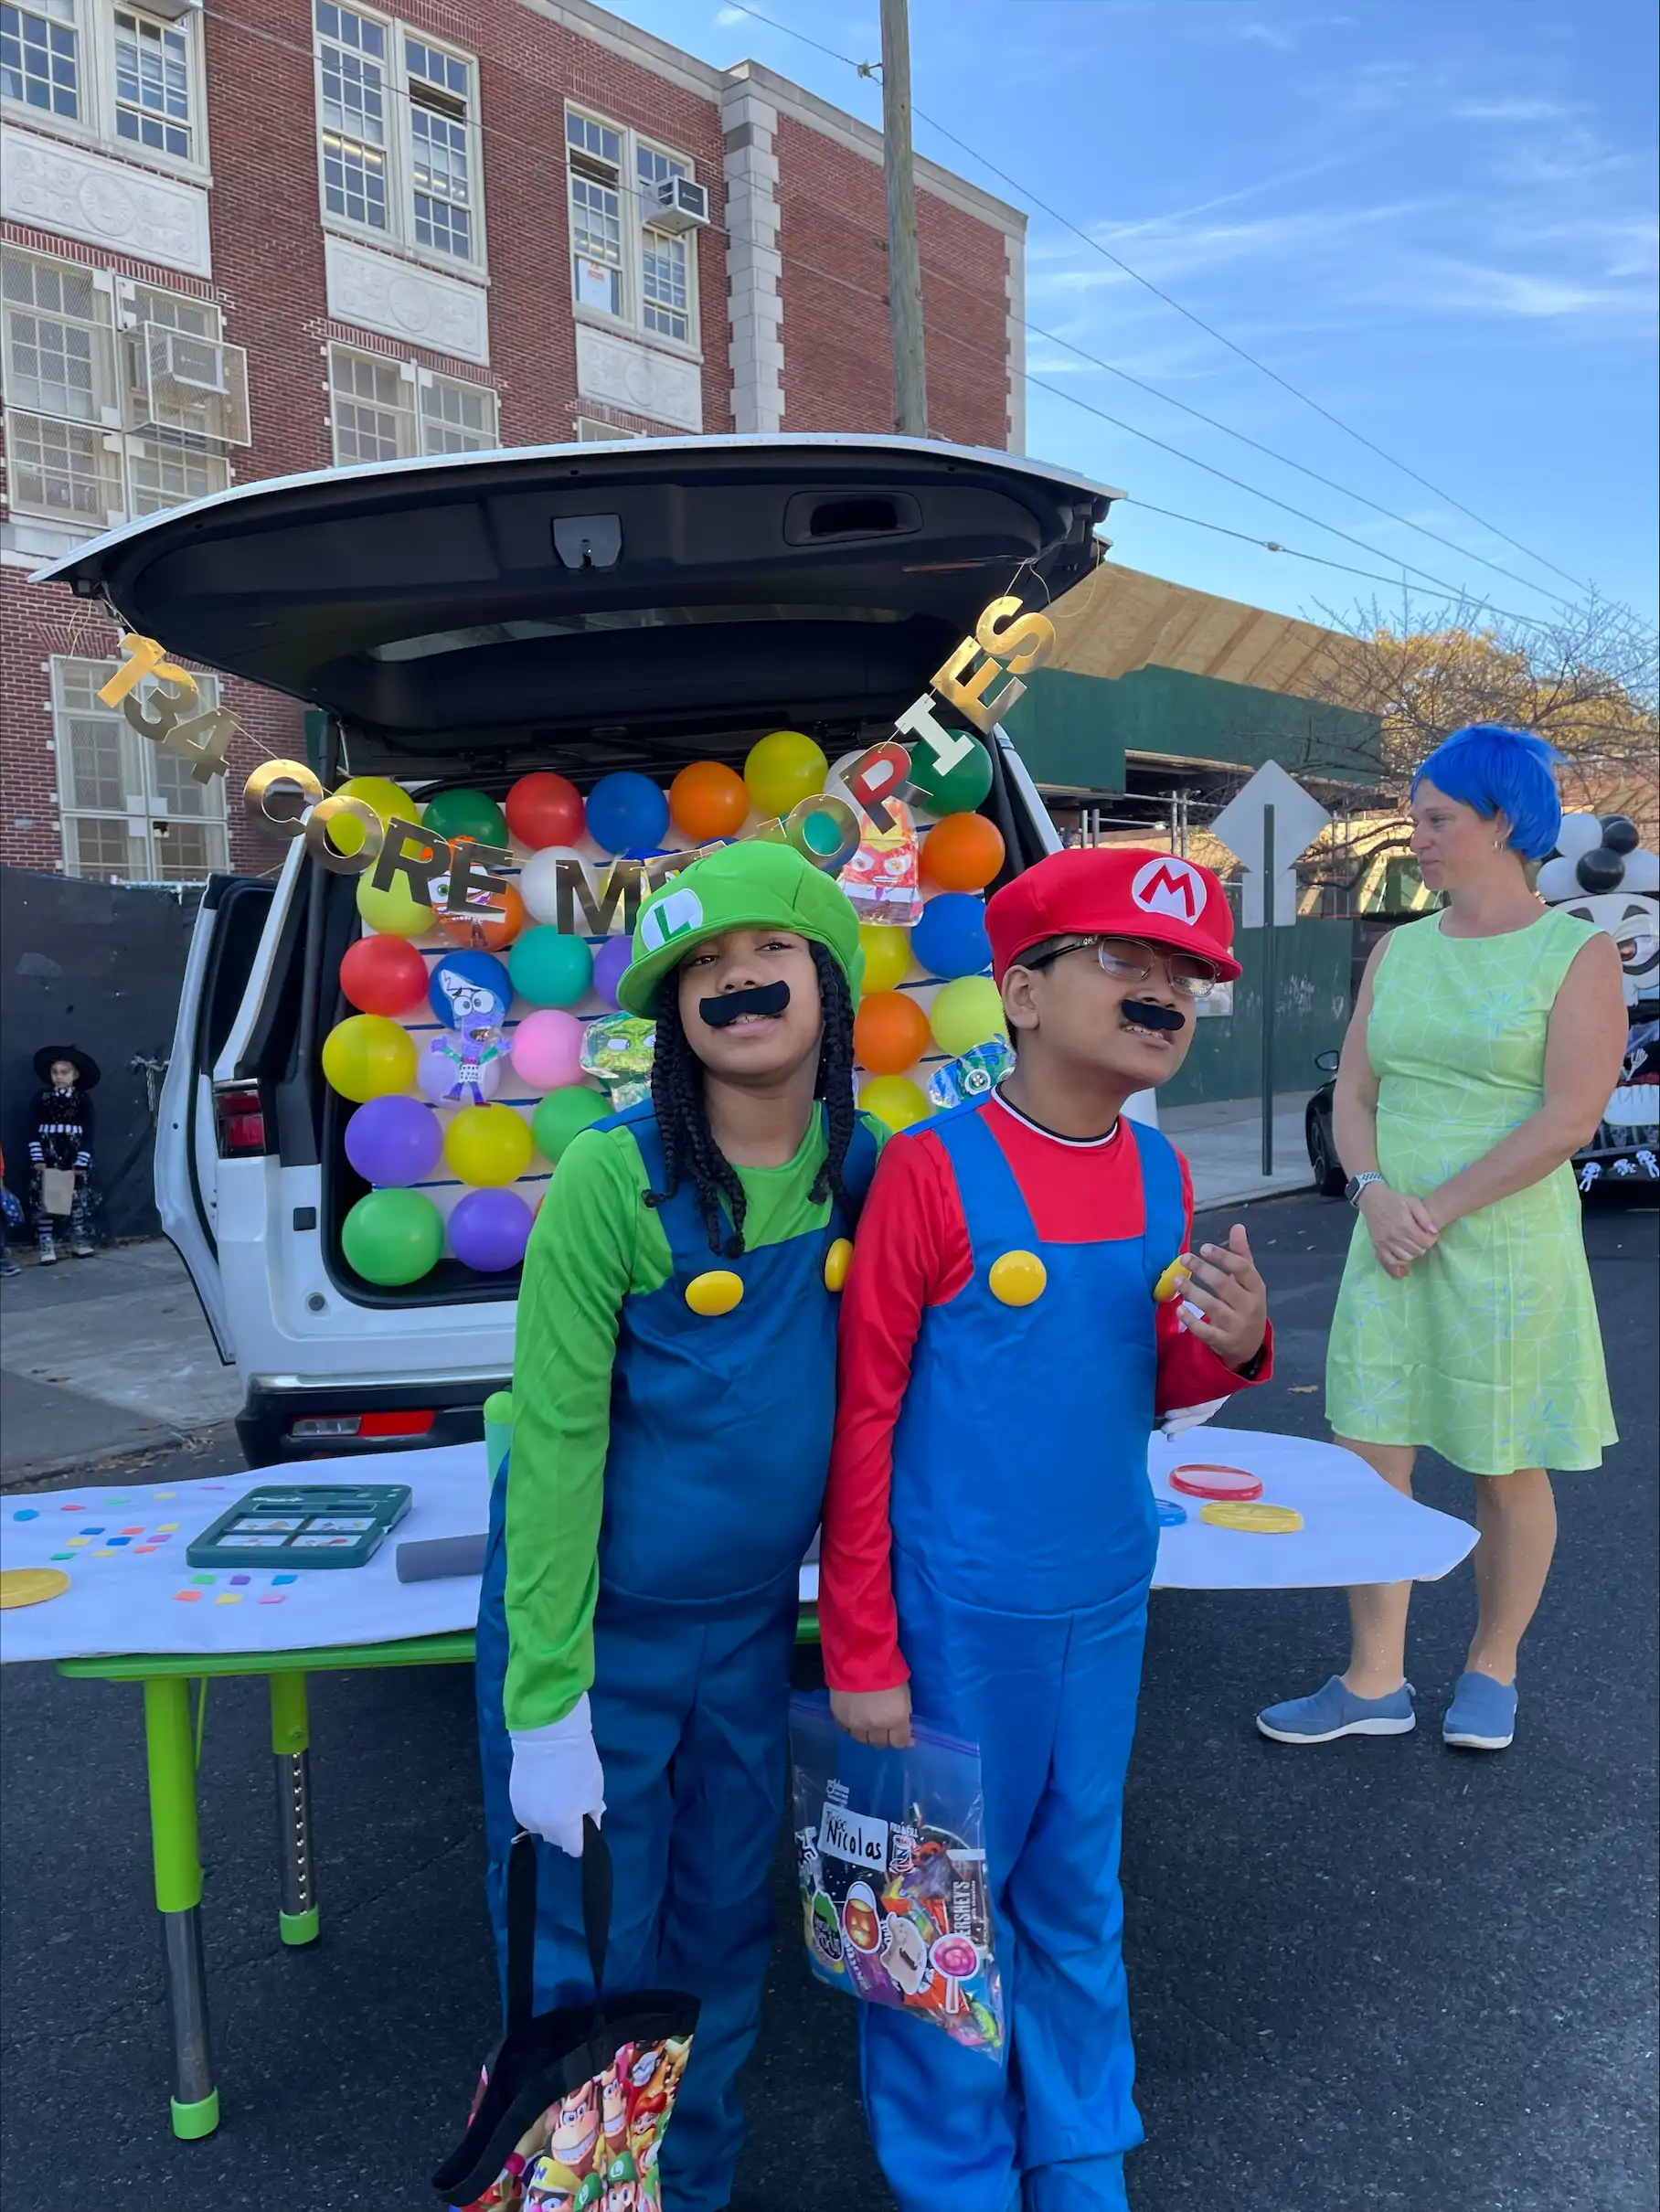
[269,1672,318,1946]
[143,1677,218,2141]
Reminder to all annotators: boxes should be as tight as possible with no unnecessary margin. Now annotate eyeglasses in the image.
[1030,936,1221,1000]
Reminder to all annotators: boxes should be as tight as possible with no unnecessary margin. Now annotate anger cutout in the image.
[698,981,792,1027]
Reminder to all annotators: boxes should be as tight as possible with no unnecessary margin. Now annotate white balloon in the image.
[1622,848,1659,895]
[519,845,590,926]
[1554,812,1604,860]
[1536,856,1580,903]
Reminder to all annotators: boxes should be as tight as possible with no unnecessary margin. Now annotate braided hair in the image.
[644,941,857,1257]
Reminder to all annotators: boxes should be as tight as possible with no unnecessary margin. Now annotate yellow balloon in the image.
[357,868,436,940]
[329,775,414,856]
[444,1103,534,1187]
[824,1237,854,1292]
[685,1269,745,1316]
[859,1075,931,1132]
[929,975,1007,1059]
[988,1249,1047,1307]
[859,924,912,995]
[743,728,828,819]
[322,1014,417,1102]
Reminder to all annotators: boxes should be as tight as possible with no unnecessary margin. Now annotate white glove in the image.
[508,1694,606,1857]
[1159,1395,1228,1441]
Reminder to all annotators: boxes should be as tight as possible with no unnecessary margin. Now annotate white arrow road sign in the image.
[1209,760,1333,928]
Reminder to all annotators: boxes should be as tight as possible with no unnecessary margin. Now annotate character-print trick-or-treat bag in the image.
[790,1694,1006,2062]
[433,1823,698,2210]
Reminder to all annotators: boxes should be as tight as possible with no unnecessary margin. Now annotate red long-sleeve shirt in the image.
[819,1093,1273,1693]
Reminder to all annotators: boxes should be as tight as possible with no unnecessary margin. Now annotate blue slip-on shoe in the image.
[1442,1671,1516,1750]
[1256,1675,1416,1745]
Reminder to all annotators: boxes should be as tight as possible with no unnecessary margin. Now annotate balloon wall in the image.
[325,741,1012,1287]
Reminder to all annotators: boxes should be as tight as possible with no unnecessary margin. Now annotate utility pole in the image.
[879,0,928,436]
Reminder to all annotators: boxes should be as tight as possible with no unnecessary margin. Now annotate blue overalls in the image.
[861,1101,1185,2212]
[476,1103,877,2212]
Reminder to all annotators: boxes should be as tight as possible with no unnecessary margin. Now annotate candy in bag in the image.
[927,1037,1014,1111]
[790,1694,1005,2061]
[580,1015,655,1109]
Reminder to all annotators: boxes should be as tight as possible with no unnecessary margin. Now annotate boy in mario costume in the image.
[820,845,1273,2211]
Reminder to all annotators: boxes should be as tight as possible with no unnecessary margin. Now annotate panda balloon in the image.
[1538,814,1658,1187]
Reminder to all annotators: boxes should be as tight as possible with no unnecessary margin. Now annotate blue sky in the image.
[622,0,1657,635]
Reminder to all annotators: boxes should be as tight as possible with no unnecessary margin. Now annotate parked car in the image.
[38,435,1114,1463]
[1304,1048,1345,1196]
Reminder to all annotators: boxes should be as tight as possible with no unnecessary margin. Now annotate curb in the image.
[1191,1175,1317,1214]
[0,1421,230,1493]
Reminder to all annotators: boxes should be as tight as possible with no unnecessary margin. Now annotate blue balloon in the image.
[427,947,513,1029]
[912,892,991,980]
[586,771,669,857]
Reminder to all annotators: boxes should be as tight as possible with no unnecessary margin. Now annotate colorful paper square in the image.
[215,1593,240,1605]
[174,1590,201,1603]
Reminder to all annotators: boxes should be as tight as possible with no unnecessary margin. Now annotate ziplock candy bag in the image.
[838,804,922,926]
[790,1694,1005,2061]
[927,1037,1015,1111]
[580,1015,655,1109]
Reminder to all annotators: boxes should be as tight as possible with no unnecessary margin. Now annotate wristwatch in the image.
[1344,1171,1387,1207]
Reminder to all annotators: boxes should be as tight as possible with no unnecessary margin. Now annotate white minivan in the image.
[39,436,1115,1464]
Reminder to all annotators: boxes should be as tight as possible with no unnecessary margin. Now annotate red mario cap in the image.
[985,845,1241,984]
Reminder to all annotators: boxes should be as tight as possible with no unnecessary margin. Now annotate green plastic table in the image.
[57,1607,823,2140]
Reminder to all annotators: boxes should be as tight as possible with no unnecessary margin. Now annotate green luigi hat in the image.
[606,2151,639,2183]
[617,840,864,1017]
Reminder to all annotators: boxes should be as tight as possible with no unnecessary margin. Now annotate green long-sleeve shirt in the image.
[504,1109,885,1730]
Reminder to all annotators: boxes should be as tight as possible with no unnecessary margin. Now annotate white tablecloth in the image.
[2,1430,1474,1666]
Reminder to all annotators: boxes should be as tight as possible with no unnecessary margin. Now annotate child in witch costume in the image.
[475,840,882,2212]
[27,1047,99,1260]
[820,847,1274,2212]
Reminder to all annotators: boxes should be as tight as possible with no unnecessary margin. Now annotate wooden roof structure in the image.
[1044,564,1350,697]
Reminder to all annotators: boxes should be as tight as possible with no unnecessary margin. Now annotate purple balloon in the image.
[448,1186,533,1272]
[344,1094,442,1186]
[593,934,633,1011]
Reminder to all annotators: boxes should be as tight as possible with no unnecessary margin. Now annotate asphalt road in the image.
[2,1189,1655,2212]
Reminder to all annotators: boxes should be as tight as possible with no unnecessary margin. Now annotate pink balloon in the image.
[509,1007,586,1092]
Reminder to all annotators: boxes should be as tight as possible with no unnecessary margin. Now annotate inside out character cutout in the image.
[420,947,512,1104]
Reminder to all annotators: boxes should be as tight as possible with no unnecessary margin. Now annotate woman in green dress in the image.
[1258,725,1627,1754]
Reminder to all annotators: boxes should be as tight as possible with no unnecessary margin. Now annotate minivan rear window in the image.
[367,604,905,662]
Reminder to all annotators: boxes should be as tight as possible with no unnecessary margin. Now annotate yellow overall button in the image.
[988,1250,1047,1306]
[824,1238,854,1292]
[685,1269,744,1317]
[1153,1258,1190,1303]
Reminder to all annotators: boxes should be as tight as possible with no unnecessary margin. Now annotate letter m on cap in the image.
[639,887,704,953]
[1130,856,1206,925]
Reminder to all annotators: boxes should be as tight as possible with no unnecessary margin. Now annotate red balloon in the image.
[340,933,430,1016]
[505,773,585,851]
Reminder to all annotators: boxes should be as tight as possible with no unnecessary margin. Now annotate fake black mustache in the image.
[700,980,792,1027]
[1121,998,1186,1032]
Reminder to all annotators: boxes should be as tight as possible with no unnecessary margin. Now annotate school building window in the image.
[3,3,206,169]
[314,4,482,268]
[327,341,497,463]
[566,107,697,349]
[51,654,229,882]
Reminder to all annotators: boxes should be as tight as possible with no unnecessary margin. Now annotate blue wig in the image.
[1410,723,1563,861]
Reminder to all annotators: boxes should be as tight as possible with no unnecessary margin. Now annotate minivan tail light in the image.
[288,1409,436,1441]
[213,1082,266,1156]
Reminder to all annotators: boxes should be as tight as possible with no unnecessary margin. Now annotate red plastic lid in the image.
[1168,1462,1264,1502]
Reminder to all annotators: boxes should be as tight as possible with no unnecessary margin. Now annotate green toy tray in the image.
[185,1485,412,1571]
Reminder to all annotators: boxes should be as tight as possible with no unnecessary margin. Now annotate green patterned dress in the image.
[1325,905,1616,1474]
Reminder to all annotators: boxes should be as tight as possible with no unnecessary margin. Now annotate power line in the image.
[718,0,1596,598]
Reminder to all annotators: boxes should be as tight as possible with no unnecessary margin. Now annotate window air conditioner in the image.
[160,330,229,395]
[650,176,708,234]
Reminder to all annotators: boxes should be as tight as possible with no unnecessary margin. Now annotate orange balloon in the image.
[921,812,1006,892]
[854,989,932,1077]
[669,760,750,844]
[438,842,526,951]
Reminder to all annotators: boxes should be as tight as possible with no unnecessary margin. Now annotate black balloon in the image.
[1600,814,1640,855]
[1575,846,1625,894]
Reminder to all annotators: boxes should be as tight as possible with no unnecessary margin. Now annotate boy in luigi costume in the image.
[475,839,883,2212]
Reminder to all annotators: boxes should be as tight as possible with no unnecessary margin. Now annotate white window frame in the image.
[51,652,231,884]
[312,3,485,280]
[1,0,210,182]
[325,338,497,464]
[2,242,239,534]
[572,416,643,442]
[565,103,700,359]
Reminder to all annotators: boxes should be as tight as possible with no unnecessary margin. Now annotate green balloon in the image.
[342,1187,444,1286]
[509,926,594,1008]
[421,786,509,845]
[906,730,993,818]
[533,1085,610,1162]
